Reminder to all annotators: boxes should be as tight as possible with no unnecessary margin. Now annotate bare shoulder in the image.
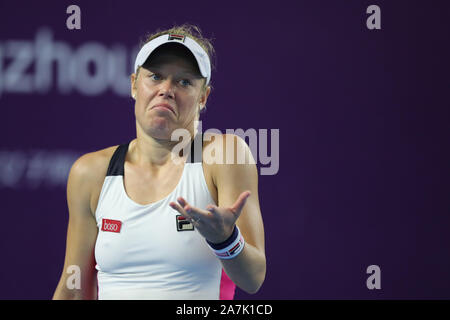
[70,145,119,182]
[68,145,121,216]
[202,132,254,165]
[202,133,256,198]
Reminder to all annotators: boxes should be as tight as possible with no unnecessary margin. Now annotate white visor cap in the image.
[134,33,211,85]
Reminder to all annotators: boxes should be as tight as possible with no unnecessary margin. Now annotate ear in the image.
[199,85,211,111]
[130,73,137,99]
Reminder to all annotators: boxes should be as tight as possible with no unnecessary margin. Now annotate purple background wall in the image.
[0,0,449,299]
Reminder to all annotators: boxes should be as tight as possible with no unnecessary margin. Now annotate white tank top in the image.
[94,134,236,300]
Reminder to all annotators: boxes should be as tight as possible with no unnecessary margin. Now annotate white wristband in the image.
[206,226,245,260]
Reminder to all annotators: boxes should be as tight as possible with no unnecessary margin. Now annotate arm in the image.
[52,153,100,300]
[171,134,266,294]
[212,134,266,294]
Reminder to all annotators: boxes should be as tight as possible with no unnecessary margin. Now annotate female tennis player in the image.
[52,24,266,300]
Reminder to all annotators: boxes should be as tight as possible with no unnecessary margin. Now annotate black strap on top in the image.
[105,132,203,177]
[186,131,203,164]
[106,142,130,176]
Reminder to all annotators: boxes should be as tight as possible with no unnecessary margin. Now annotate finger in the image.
[177,197,188,208]
[205,204,221,217]
[230,191,251,215]
[169,201,188,216]
[176,197,195,217]
[176,198,211,220]
[169,201,197,223]
[171,202,206,228]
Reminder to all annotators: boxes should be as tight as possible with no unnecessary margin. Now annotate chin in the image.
[137,118,171,139]
[147,128,172,140]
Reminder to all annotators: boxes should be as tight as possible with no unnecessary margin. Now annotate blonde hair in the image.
[137,23,215,90]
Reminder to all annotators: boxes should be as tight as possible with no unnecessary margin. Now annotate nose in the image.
[158,78,175,99]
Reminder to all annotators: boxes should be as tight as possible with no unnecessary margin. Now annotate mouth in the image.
[151,103,176,116]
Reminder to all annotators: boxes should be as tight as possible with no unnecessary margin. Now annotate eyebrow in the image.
[146,67,203,79]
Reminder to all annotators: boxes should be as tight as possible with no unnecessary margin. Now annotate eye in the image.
[179,79,192,87]
[149,73,162,81]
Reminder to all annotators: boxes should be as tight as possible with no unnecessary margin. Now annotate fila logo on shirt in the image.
[101,219,122,233]
[176,215,194,231]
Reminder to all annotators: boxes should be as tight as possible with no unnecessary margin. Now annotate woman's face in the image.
[131,48,210,141]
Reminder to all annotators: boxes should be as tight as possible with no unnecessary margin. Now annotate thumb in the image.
[230,191,251,216]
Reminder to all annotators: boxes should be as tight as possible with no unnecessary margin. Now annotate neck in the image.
[131,122,198,168]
